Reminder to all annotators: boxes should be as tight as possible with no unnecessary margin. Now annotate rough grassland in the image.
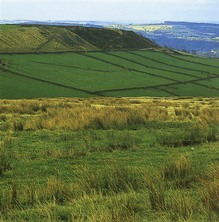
[0,97,219,221]
[0,25,157,53]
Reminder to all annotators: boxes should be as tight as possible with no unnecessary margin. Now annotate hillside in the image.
[1,50,219,98]
[0,24,218,98]
[0,25,158,53]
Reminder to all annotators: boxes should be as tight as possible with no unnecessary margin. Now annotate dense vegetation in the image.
[1,50,219,98]
[0,97,219,221]
[0,25,157,53]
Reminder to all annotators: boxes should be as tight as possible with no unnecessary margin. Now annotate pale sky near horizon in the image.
[0,0,218,22]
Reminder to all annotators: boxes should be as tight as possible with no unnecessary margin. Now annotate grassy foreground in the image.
[0,97,219,221]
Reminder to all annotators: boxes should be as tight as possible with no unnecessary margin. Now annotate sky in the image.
[0,0,218,23]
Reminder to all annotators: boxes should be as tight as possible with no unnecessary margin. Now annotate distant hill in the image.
[119,21,219,58]
[0,25,158,53]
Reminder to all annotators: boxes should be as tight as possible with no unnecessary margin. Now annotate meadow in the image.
[1,49,219,99]
[0,97,219,221]
[1,24,219,222]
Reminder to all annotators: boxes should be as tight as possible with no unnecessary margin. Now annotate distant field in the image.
[127,24,172,32]
[123,22,219,58]
[1,50,219,98]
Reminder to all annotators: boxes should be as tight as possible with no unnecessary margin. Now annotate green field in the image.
[0,97,219,221]
[1,50,219,98]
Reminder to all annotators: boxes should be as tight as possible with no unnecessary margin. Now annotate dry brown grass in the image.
[0,97,218,131]
[201,163,219,213]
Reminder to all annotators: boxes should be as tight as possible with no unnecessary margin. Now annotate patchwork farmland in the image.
[1,50,219,98]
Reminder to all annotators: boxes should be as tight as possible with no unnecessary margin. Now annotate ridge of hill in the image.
[0,25,158,53]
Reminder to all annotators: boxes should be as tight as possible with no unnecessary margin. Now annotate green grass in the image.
[0,25,156,53]
[7,60,165,92]
[168,53,219,67]
[1,50,219,98]
[0,130,218,220]
[119,51,203,78]
[104,88,171,97]
[160,83,219,97]
[0,70,91,98]
[134,50,219,74]
[0,97,219,221]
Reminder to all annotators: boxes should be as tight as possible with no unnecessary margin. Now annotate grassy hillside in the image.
[0,97,218,221]
[0,24,218,98]
[0,25,157,53]
[0,50,219,98]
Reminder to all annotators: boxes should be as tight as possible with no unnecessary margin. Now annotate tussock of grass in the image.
[12,120,24,131]
[144,173,166,211]
[1,158,219,221]
[1,98,218,132]
[156,123,218,147]
[0,147,12,176]
[109,193,138,222]
[168,192,195,221]
[162,155,196,188]
[202,180,219,213]
[42,177,73,205]
[78,165,143,195]
[0,115,7,122]
[103,130,142,152]
[201,163,219,214]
